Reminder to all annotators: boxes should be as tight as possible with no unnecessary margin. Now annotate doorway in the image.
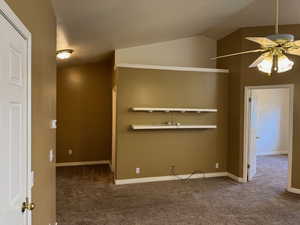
[243,85,294,190]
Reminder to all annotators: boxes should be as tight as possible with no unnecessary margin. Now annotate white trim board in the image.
[227,173,247,183]
[115,172,228,185]
[287,187,300,195]
[116,64,229,73]
[56,160,111,167]
[256,151,288,156]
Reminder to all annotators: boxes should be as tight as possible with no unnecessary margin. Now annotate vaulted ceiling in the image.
[52,0,300,64]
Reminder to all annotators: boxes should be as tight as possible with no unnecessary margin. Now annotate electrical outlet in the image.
[49,149,54,162]
[136,168,140,174]
[215,162,219,169]
[68,149,73,155]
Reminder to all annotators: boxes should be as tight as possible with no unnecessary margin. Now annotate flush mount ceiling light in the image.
[212,0,300,76]
[56,49,74,60]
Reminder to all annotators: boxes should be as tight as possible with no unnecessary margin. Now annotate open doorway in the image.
[244,85,294,190]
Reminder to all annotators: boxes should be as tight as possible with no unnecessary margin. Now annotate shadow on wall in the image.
[57,58,113,163]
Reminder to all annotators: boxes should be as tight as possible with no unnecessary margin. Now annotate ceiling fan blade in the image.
[249,53,269,68]
[289,40,300,48]
[211,49,265,60]
[246,37,278,47]
[287,48,300,56]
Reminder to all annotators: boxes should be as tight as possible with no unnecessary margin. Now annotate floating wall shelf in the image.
[131,125,217,130]
[131,107,218,113]
[116,64,229,74]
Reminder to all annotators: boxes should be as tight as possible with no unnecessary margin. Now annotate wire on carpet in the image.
[169,166,205,183]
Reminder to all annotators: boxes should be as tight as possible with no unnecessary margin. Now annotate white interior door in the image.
[0,11,30,225]
[248,93,258,180]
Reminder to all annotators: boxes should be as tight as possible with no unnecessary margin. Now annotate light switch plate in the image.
[49,149,54,162]
[50,120,57,129]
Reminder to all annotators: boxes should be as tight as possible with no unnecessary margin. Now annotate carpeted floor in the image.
[57,155,300,225]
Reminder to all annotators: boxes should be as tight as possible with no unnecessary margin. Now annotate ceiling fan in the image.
[213,0,300,75]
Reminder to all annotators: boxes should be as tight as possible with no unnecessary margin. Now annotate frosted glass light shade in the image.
[56,49,74,59]
[277,55,294,73]
[258,57,273,74]
[257,55,294,74]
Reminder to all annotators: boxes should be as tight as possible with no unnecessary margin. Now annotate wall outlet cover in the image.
[136,168,140,174]
[215,163,219,169]
[68,149,73,155]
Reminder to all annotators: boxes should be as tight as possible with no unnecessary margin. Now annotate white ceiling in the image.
[52,0,300,64]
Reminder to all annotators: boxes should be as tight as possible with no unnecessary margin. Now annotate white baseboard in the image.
[287,187,300,194]
[115,172,228,185]
[257,151,288,156]
[56,160,110,167]
[227,173,247,183]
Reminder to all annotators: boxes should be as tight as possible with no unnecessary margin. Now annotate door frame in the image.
[0,0,32,224]
[243,84,294,190]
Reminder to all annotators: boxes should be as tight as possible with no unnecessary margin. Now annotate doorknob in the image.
[22,197,35,213]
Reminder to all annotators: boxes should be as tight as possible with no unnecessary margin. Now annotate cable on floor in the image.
[169,166,206,183]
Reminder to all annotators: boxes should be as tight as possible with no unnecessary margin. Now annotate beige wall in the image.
[5,0,57,224]
[57,60,112,163]
[218,24,300,189]
[115,67,228,179]
[115,35,216,68]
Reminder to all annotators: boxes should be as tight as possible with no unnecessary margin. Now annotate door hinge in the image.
[248,97,252,103]
[247,164,250,169]
[30,171,34,188]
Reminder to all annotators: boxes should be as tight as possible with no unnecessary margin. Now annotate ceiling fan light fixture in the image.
[213,0,300,76]
[257,57,273,74]
[277,56,294,73]
[257,55,294,75]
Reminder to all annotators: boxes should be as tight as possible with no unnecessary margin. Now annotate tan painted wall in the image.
[115,67,228,179]
[57,61,112,163]
[5,0,57,224]
[217,24,300,189]
[115,35,216,68]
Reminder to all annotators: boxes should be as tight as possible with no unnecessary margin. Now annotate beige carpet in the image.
[57,155,300,225]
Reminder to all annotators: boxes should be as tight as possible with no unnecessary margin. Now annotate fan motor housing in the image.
[267,34,295,42]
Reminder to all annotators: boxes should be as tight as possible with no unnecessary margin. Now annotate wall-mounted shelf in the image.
[131,125,217,130]
[116,64,229,74]
[131,107,218,113]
